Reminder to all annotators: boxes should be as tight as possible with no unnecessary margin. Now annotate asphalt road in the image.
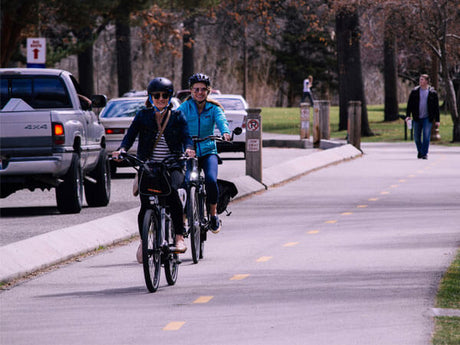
[0,147,318,246]
[1,143,459,344]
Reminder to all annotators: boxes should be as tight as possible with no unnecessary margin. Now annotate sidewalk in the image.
[0,134,362,284]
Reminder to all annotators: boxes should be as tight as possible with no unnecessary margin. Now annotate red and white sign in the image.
[247,139,260,152]
[247,119,260,131]
[27,38,46,64]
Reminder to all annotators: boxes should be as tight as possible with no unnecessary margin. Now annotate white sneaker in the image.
[136,243,142,264]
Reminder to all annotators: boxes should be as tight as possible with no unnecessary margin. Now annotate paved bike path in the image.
[0,136,361,284]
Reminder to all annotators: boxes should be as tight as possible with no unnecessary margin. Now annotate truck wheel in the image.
[56,153,83,214]
[84,149,111,207]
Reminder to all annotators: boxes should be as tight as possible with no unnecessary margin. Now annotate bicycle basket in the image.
[139,161,172,196]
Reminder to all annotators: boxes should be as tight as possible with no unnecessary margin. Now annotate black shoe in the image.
[210,215,221,234]
[422,155,428,160]
[417,153,422,159]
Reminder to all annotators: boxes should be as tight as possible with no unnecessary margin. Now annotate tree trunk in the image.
[335,9,373,136]
[383,19,398,121]
[181,16,195,90]
[116,19,132,97]
[77,45,94,96]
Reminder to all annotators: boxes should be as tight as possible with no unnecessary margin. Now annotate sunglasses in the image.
[192,87,208,93]
[150,92,170,100]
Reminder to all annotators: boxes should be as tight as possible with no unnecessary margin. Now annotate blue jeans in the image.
[199,154,219,205]
[413,117,432,157]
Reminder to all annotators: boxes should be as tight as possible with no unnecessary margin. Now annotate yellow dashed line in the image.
[368,198,378,201]
[325,220,337,224]
[193,296,213,304]
[307,230,319,234]
[408,174,416,178]
[341,212,353,216]
[357,205,368,208]
[390,184,398,188]
[230,274,250,280]
[256,256,273,262]
[163,322,186,331]
[283,242,299,247]
[398,179,406,183]
[380,191,390,195]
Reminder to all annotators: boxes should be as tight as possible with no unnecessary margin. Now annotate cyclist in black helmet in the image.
[178,73,230,233]
[112,77,195,262]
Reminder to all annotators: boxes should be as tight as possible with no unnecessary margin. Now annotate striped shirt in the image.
[151,133,174,162]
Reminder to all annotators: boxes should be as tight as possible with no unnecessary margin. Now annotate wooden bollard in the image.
[300,103,310,140]
[312,101,321,148]
[317,100,330,140]
[245,108,262,183]
[348,101,361,150]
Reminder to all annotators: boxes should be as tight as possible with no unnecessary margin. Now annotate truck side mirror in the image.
[91,95,107,108]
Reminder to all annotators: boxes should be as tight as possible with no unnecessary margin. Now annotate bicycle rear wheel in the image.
[164,216,179,285]
[187,186,201,263]
[142,209,161,292]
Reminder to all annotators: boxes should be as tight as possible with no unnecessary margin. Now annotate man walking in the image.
[405,74,440,159]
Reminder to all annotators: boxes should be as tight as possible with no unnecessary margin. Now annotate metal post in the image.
[312,101,321,148]
[245,108,262,183]
[300,103,310,140]
[347,101,361,150]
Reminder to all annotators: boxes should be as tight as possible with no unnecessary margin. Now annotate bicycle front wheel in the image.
[164,216,179,285]
[187,186,201,263]
[142,209,161,293]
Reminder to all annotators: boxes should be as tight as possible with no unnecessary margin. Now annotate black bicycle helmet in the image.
[189,73,211,88]
[147,77,174,95]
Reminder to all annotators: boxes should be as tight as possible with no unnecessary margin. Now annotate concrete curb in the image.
[0,144,362,284]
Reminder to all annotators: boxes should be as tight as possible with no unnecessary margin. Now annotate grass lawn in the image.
[261,105,459,146]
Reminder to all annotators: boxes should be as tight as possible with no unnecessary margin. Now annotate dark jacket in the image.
[119,108,193,161]
[406,86,440,122]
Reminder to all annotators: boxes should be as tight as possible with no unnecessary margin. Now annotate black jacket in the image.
[120,108,193,161]
[406,86,440,122]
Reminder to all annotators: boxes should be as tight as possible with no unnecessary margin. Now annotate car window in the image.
[0,76,72,109]
[215,98,244,111]
[100,100,146,118]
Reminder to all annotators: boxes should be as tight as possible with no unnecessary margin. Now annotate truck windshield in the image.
[0,76,72,110]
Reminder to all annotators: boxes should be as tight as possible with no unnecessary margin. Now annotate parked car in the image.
[210,94,247,155]
[99,96,181,174]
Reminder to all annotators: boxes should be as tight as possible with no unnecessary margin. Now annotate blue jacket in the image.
[119,108,193,161]
[178,99,230,157]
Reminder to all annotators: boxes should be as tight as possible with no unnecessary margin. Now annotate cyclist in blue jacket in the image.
[178,73,230,233]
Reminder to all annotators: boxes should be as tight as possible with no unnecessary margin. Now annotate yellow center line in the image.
[283,242,299,247]
[368,198,378,201]
[398,179,406,183]
[341,212,353,216]
[256,256,273,262]
[163,321,186,331]
[380,191,390,195]
[193,296,214,304]
[307,230,319,234]
[357,205,368,208]
[325,220,337,224]
[390,184,398,188]
[230,274,250,281]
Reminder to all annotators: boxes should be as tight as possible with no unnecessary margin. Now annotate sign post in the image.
[27,38,46,68]
[245,108,262,183]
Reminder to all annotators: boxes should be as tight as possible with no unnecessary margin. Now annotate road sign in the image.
[247,119,260,131]
[27,38,46,68]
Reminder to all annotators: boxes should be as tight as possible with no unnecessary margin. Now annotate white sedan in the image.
[210,94,248,155]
